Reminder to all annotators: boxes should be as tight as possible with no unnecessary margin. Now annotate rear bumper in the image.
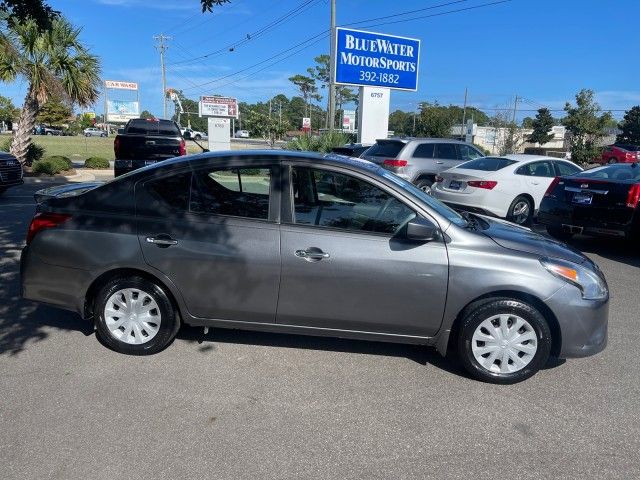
[432,184,509,218]
[21,245,91,315]
[538,199,637,238]
[546,284,608,358]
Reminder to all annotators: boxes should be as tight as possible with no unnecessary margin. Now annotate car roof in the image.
[498,154,564,162]
[376,137,470,144]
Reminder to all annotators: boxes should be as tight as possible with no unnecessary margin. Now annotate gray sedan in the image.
[20,151,608,383]
[83,127,106,137]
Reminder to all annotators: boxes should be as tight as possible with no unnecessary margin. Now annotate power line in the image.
[168,0,322,67]
[342,0,471,27]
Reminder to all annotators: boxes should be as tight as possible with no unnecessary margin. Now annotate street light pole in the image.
[328,0,336,131]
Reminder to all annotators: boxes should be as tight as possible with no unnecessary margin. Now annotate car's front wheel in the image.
[457,298,552,384]
[415,178,433,195]
[94,276,180,355]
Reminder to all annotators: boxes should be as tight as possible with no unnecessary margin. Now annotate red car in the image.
[600,144,640,164]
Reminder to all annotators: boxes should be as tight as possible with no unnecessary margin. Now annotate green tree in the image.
[244,110,289,147]
[521,117,534,128]
[0,1,57,29]
[140,110,155,119]
[616,106,640,145]
[37,98,72,125]
[0,94,19,126]
[417,103,456,138]
[200,0,231,12]
[528,108,555,145]
[389,110,414,136]
[563,89,612,165]
[0,14,101,164]
[288,74,318,119]
[169,91,207,131]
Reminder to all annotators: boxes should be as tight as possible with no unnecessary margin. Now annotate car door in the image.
[434,142,462,172]
[136,161,281,323]
[515,160,556,208]
[276,163,449,337]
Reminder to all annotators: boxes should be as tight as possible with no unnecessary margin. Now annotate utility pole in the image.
[328,0,337,131]
[279,101,282,127]
[269,98,272,119]
[512,95,519,124]
[154,34,171,119]
[461,87,468,140]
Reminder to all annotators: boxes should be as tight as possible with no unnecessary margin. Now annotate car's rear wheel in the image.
[608,158,617,164]
[94,276,179,355]
[457,298,552,384]
[194,134,202,140]
[415,178,433,195]
[547,226,573,241]
[507,196,533,225]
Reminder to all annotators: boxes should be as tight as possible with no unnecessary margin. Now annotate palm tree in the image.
[0,13,100,164]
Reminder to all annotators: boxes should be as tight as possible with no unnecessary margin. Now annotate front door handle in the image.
[295,248,330,261]
[146,235,178,247]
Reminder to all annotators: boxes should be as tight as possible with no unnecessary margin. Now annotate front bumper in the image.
[546,284,608,358]
[0,178,24,189]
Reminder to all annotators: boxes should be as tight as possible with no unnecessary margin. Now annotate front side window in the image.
[291,167,416,235]
[434,143,459,160]
[191,167,272,219]
[458,144,484,161]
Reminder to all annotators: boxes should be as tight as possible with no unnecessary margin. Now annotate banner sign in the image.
[334,28,420,91]
[342,109,356,131]
[199,96,238,118]
[302,117,311,129]
[107,100,139,122]
[105,80,138,90]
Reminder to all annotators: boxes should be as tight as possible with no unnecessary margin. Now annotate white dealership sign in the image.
[208,117,231,151]
[357,86,390,144]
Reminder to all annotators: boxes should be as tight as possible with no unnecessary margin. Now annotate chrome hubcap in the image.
[471,314,538,374]
[420,184,432,195]
[512,201,530,224]
[104,288,161,345]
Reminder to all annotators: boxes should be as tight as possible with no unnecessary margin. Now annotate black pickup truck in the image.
[113,118,186,177]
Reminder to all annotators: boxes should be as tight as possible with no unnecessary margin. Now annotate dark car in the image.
[113,118,186,176]
[21,151,609,384]
[0,151,24,195]
[330,143,371,158]
[538,163,640,240]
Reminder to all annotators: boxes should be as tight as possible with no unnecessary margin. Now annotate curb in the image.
[23,171,97,184]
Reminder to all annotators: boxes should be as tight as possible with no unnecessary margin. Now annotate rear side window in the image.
[365,141,405,158]
[516,161,555,177]
[457,157,517,171]
[126,120,181,136]
[412,143,434,158]
[434,143,458,160]
[142,171,192,214]
[555,161,581,176]
[191,167,272,219]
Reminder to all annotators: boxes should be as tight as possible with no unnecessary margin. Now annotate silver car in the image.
[83,127,106,137]
[362,138,485,193]
[21,151,608,384]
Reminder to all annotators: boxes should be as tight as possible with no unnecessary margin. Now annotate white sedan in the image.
[431,154,582,225]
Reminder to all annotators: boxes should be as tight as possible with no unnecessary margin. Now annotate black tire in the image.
[101,133,106,137]
[194,134,202,140]
[415,178,433,194]
[457,298,552,384]
[547,226,573,241]
[85,133,90,137]
[94,275,179,355]
[507,195,533,225]
[608,158,617,164]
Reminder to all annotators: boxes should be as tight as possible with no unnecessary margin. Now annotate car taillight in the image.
[467,180,497,190]
[544,177,561,197]
[179,138,186,156]
[435,175,444,183]
[383,159,408,168]
[625,152,634,161]
[627,184,640,208]
[26,212,71,245]
[114,137,121,158]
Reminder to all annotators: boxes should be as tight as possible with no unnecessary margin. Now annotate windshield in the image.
[379,170,467,227]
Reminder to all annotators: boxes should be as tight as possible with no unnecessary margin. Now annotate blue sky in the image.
[2,0,639,121]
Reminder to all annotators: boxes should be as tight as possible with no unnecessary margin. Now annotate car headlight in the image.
[540,257,608,300]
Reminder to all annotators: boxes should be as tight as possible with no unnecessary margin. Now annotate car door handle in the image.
[531,181,540,185]
[146,236,178,247]
[435,161,444,164]
[295,249,330,261]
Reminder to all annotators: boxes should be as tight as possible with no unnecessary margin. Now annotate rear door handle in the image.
[295,249,330,261]
[146,236,178,247]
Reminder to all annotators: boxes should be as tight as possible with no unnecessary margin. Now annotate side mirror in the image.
[183,130,191,139]
[406,217,438,242]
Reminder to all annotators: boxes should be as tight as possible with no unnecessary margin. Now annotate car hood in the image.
[478,215,588,265]
[34,182,103,203]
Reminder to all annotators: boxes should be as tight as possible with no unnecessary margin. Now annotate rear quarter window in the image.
[456,157,517,171]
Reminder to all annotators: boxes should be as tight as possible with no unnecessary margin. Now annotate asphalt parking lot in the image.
[1,180,639,479]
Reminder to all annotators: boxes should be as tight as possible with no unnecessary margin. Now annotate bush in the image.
[84,156,110,169]
[43,155,72,170]
[32,157,70,175]
[0,138,45,165]
[287,131,350,153]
